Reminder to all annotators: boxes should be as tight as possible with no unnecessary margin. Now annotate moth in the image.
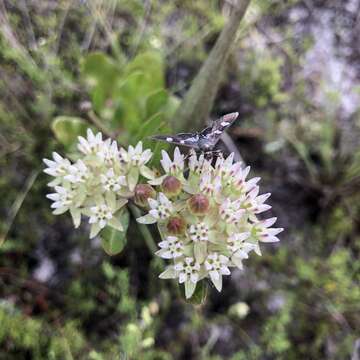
[151,112,239,152]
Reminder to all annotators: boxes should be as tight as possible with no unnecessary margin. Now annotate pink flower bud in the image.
[161,176,182,197]
[187,194,210,215]
[167,216,186,235]
[134,184,156,207]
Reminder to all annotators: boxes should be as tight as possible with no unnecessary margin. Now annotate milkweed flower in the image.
[137,149,283,298]
[120,142,154,190]
[44,129,284,299]
[44,129,152,238]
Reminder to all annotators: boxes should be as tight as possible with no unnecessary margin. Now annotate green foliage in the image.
[100,208,130,255]
[261,296,293,357]
[1,1,360,359]
[51,117,89,152]
[238,49,287,108]
[52,50,180,162]
[0,301,86,359]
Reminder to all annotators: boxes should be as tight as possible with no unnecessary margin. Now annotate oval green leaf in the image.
[52,116,89,149]
[100,208,130,256]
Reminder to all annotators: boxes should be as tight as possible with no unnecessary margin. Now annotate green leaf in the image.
[135,112,164,143]
[194,242,207,264]
[51,116,88,149]
[81,52,121,112]
[127,167,139,191]
[145,89,168,118]
[180,280,208,305]
[159,266,177,279]
[100,209,130,255]
[113,71,147,132]
[185,280,196,299]
[163,95,180,119]
[124,51,164,90]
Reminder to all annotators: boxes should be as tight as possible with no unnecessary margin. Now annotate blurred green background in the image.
[0,0,360,359]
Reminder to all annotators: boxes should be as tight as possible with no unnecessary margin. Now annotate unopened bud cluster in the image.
[137,148,283,298]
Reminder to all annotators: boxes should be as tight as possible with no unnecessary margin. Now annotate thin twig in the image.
[0,170,40,246]
[86,110,115,139]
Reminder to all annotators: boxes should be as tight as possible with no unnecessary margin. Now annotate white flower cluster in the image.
[44,129,283,299]
[44,129,154,238]
[137,149,283,299]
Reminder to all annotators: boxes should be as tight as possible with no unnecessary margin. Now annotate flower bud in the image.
[167,216,186,235]
[134,184,156,207]
[187,194,210,215]
[161,176,182,197]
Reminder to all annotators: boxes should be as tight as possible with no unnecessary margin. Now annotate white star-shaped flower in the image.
[204,253,230,292]
[175,257,201,284]
[46,185,75,214]
[156,236,184,259]
[100,168,126,192]
[160,147,184,175]
[120,142,152,167]
[77,129,103,155]
[97,138,120,166]
[64,160,91,184]
[254,217,283,243]
[89,203,113,229]
[136,192,173,224]
[43,152,71,177]
[219,198,246,224]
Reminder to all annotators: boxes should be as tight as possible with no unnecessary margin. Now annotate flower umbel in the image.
[137,149,283,298]
[44,129,146,239]
[44,127,283,299]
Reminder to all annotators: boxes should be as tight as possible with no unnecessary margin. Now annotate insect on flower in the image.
[151,112,239,153]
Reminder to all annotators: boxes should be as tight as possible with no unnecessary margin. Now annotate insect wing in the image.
[200,112,239,147]
[151,133,200,148]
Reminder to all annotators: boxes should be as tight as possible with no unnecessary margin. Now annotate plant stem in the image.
[128,203,158,254]
[172,0,252,132]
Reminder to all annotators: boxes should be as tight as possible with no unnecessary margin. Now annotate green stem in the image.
[128,203,158,254]
[171,0,252,132]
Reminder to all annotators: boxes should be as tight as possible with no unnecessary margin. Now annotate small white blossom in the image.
[156,236,184,259]
[188,150,211,175]
[100,168,126,192]
[43,152,71,178]
[244,186,272,214]
[199,171,221,196]
[121,142,152,167]
[188,222,209,242]
[233,165,251,188]
[227,232,254,255]
[219,198,246,224]
[160,147,184,174]
[137,193,174,224]
[254,217,283,243]
[175,257,201,284]
[175,257,202,299]
[214,153,234,177]
[97,138,120,166]
[46,186,75,214]
[64,160,90,184]
[78,129,103,155]
[89,203,113,229]
[227,232,257,268]
[148,193,173,220]
[204,253,230,292]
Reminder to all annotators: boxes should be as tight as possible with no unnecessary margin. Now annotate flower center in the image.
[158,204,171,219]
[189,222,209,242]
